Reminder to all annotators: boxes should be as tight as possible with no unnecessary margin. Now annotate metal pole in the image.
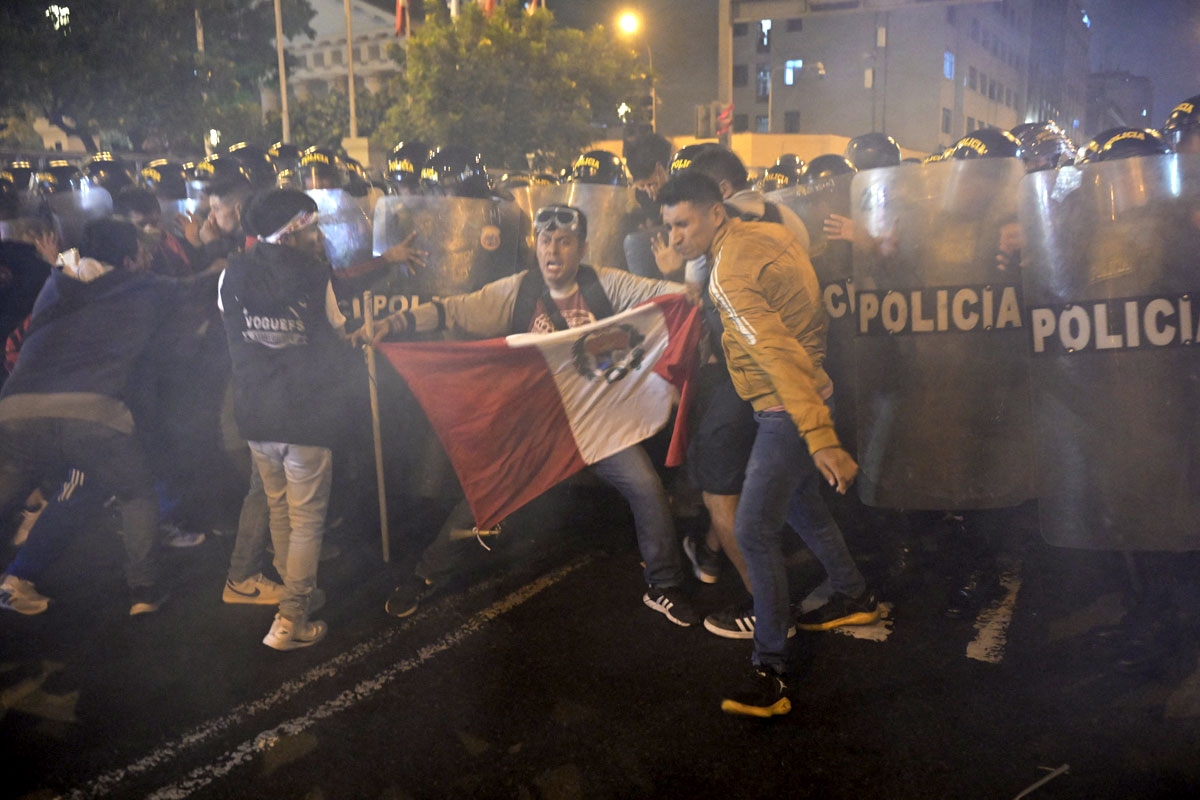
[647,44,657,133]
[363,291,391,562]
[274,0,290,143]
[344,0,358,139]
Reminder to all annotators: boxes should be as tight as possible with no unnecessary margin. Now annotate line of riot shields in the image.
[768,153,1200,551]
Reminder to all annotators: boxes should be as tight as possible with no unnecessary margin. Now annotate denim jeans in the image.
[225,464,269,584]
[590,445,684,589]
[736,410,866,673]
[0,419,159,591]
[247,441,332,621]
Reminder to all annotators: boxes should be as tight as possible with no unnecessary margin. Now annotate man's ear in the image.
[718,179,734,199]
[708,200,726,225]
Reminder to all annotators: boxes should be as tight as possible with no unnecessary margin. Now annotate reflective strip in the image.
[708,247,758,345]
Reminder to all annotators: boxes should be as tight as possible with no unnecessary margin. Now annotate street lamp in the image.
[617,10,656,132]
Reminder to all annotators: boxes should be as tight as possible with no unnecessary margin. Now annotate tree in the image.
[0,1,316,154]
[267,82,405,150]
[377,0,642,169]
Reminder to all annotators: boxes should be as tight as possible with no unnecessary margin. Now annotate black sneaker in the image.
[720,668,793,718]
[795,590,880,632]
[704,597,796,640]
[682,534,722,584]
[944,570,1002,619]
[384,576,431,619]
[642,586,701,627]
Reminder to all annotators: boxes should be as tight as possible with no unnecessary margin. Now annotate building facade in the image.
[717,0,1090,155]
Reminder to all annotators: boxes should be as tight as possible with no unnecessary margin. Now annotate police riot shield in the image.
[1020,153,1200,550]
[44,186,113,250]
[850,159,1034,510]
[623,226,666,279]
[768,176,859,449]
[367,193,525,503]
[307,188,375,273]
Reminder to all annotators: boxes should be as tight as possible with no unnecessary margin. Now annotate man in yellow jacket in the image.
[659,172,878,718]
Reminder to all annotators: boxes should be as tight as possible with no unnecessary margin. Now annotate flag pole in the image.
[363,291,391,562]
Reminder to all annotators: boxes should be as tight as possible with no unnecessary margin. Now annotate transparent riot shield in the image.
[623,226,666,279]
[850,159,1034,510]
[368,193,525,503]
[770,176,859,449]
[307,188,375,273]
[1021,153,1200,550]
[45,186,114,250]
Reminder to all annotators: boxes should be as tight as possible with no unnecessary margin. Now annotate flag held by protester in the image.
[379,295,700,530]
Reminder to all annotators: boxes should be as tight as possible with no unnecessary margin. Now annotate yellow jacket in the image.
[707,217,839,454]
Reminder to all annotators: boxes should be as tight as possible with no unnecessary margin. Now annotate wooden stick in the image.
[363,291,390,562]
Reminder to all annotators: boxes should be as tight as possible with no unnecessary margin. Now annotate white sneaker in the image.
[161,523,206,548]
[263,613,327,651]
[223,573,285,605]
[0,574,50,615]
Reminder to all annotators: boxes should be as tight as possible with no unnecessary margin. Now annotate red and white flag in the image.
[379,295,700,530]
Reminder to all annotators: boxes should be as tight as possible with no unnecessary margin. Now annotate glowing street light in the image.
[616,10,656,132]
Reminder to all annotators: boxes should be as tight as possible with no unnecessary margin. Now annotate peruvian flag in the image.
[395,0,407,36]
[379,295,700,530]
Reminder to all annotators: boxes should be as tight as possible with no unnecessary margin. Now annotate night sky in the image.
[545,0,1200,135]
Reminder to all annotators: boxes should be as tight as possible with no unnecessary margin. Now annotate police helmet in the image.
[268,142,303,163]
[387,140,430,188]
[190,154,244,184]
[342,156,374,197]
[1078,127,1170,164]
[773,153,805,181]
[299,147,345,190]
[1010,121,1073,170]
[84,153,136,191]
[843,132,901,171]
[140,159,189,200]
[798,154,857,186]
[570,150,627,186]
[948,128,1022,160]
[227,142,278,188]
[3,161,34,192]
[36,161,85,194]
[669,143,721,176]
[422,146,491,197]
[1162,94,1200,153]
[761,163,798,191]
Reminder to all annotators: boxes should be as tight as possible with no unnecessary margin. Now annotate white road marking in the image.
[966,559,1023,664]
[57,557,591,800]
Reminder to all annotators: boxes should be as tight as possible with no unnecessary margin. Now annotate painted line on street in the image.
[57,558,589,800]
[965,558,1023,664]
[138,556,591,800]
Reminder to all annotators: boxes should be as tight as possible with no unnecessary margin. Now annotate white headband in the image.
[259,209,318,244]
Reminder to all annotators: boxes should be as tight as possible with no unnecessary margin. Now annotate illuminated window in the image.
[756,64,770,101]
[944,51,955,80]
[784,59,803,85]
[758,20,772,53]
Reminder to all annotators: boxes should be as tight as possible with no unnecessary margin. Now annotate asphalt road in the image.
[3,487,1200,800]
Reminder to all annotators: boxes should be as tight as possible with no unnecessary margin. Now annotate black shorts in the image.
[687,365,757,495]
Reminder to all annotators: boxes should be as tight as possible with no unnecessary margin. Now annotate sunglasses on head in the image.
[534,205,581,233]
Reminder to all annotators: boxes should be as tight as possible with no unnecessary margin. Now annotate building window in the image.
[733,22,748,37]
[368,45,381,61]
[967,116,975,131]
[981,28,990,49]
[756,64,771,102]
[942,108,952,134]
[970,18,980,41]
[968,66,977,90]
[755,115,769,133]
[786,18,803,33]
[758,20,772,53]
[943,50,955,80]
[979,72,987,94]
[734,113,749,133]
[988,79,996,100]
[313,52,325,67]
[733,64,749,87]
[864,68,874,89]
[331,49,343,65]
[1005,87,1012,107]
[784,59,803,85]
[784,110,800,133]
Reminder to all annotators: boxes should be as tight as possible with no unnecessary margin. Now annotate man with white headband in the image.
[218,189,370,650]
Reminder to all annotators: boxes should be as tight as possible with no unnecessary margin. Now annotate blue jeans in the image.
[226,464,269,584]
[590,445,684,589]
[736,411,865,673]
[248,442,332,621]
